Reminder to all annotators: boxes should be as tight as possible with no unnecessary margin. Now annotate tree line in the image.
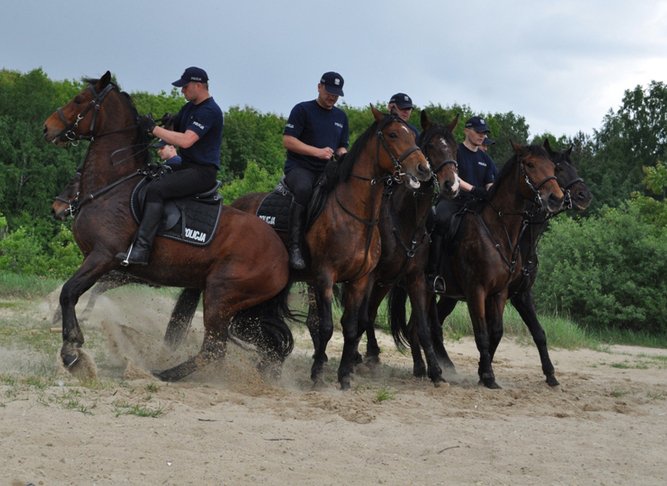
[1,68,665,336]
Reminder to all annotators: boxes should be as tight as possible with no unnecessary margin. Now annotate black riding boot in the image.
[288,201,307,270]
[426,233,446,293]
[116,201,163,266]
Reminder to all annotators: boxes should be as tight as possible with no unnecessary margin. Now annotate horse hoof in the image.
[153,370,179,382]
[480,378,502,389]
[62,353,79,369]
[339,377,351,391]
[546,375,560,387]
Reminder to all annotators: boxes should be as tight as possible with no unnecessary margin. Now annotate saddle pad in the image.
[130,178,222,246]
[256,190,291,232]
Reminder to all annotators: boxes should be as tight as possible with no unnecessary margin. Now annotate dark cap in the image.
[483,138,495,146]
[389,93,414,109]
[172,66,209,87]
[319,71,344,96]
[464,116,491,133]
[152,139,167,149]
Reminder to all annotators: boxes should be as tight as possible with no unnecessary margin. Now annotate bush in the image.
[0,224,81,279]
[534,201,667,334]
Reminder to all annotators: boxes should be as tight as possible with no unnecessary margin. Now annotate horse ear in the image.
[447,114,459,133]
[543,138,555,156]
[420,110,431,130]
[100,71,112,88]
[371,104,383,121]
[510,140,522,153]
[565,145,573,157]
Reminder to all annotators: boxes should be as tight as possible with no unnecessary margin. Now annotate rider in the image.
[387,92,419,137]
[282,71,350,270]
[154,139,182,169]
[116,66,223,266]
[426,115,498,292]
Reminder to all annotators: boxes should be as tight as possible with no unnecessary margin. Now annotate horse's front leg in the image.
[407,275,444,385]
[361,285,388,365]
[304,284,323,360]
[338,279,370,390]
[60,255,115,369]
[163,288,202,350]
[466,293,499,389]
[432,295,457,372]
[510,290,559,386]
[311,281,334,385]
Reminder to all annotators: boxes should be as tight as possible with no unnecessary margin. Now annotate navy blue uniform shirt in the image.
[457,142,496,188]
[284,100,349,173]
[173,97,223,169]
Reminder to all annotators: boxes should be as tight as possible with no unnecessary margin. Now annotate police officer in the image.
[282,71,350,270]
[117,66,223,266]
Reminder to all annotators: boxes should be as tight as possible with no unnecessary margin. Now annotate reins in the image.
[334,114,427,283]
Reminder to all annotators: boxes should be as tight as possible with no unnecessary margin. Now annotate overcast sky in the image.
[3,0,667,138]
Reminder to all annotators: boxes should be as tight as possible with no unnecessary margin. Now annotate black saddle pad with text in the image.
[130,178,222,246]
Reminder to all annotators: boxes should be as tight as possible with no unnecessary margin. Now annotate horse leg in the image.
[305,284,324,361]
[163,288,201,350]
[337,280,369,390]
[486,295,505,365]
[311,281,334,385]
[466,295,499,389]
[407,276,444,385]
[59,256,116,369]
[511,290,559,386]
[156,286,231,382]
[360,286,388,366]
[433,296,457,372]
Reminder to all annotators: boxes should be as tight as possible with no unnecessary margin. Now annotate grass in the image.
[375,386,395,403]
[113,400,165,418]
[0,272,62,299]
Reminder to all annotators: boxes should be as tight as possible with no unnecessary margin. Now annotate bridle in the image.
[418,127,458,192]
[51,83,136,145]
[375,114,425,183]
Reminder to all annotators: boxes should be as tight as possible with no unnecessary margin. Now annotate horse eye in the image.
[388,132,398,139]
[74,96,83,104]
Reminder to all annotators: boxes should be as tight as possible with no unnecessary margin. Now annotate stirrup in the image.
[119,243,134,267]
[428,274,446,294]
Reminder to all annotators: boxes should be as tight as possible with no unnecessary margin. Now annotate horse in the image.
[348,110,460,384]
[50,170,202,349]
[428,139,592,386]
[232,106,433,389]
[43,71,293,381]
[390,141,565,389]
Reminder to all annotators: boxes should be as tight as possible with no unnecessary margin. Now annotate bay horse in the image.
[391,142,565,389]
[350,110,460,384]
[428,139,592,386]
[233,106,433,389]
[43,71,293,381]
[50,170,201,350]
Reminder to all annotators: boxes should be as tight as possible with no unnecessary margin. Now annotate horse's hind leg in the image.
[163,288,201,350]
[511,290,559,386]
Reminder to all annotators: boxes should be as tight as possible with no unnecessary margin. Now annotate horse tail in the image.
[231,286,295,364]
[388,284,411,351]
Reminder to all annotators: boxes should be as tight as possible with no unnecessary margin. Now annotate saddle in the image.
[256,160,339,232]
[130,176,222,246]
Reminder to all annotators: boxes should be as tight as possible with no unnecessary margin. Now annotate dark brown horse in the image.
[351,110,460,384]
[233,107,433,389]
[427,139,592,386]
[391,142,565,389]
[43,71,293,381]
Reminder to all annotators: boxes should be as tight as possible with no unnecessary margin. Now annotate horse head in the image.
[52,171,81,220]
[543,139,593,211]
[419,110,460,198]
[370,105,431,189]
[510,141,564,213]
[43,71,138,146]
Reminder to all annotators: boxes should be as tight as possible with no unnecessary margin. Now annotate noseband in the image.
[53,83,115,144]
[521,158,558,205]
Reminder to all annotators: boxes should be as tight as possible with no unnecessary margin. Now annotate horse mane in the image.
[336,118,381,182]
[83,77,151,162]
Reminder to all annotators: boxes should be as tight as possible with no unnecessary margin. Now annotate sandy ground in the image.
[1,288,666,486]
